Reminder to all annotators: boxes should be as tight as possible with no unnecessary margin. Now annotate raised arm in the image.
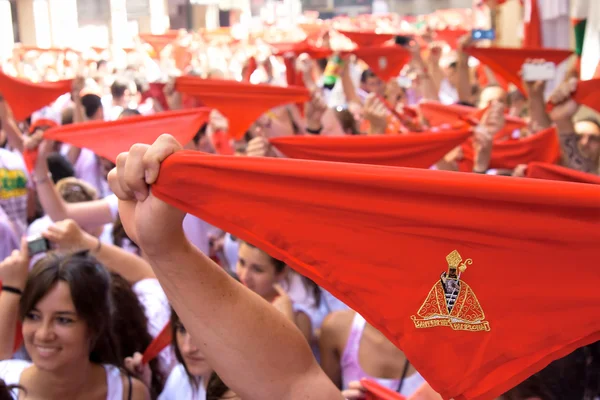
[108,136,342,400]
[33,141,114,229]
[0,95,24,152]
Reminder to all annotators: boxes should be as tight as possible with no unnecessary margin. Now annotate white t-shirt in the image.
[158,364,206,400]
[0,360,124,399]
[438,79,459,105]
[133,278,175,375]
[0,148,29,237]
[0,206,19,261]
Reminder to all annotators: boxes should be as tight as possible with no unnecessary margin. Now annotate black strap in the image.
[127,374,132,400]
[395,359,411,394]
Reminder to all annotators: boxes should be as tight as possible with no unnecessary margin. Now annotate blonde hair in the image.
[55,177,98,203]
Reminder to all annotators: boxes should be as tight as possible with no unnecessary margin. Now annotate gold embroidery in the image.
[411,250,490,332]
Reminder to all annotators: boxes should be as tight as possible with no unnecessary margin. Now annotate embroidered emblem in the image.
[411,250,490,332]
[378,56,387,70]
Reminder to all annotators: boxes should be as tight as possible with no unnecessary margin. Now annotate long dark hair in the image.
[170,309,202,390]
[206,372,235,400]
[20,251,121,367]
[0,379,24,400]
[110,273,165,398]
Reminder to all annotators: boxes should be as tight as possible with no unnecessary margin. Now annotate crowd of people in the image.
[0,6,599,400]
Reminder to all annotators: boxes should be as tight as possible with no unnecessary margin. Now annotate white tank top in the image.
[158,363,206,400]
[0,360,124,399]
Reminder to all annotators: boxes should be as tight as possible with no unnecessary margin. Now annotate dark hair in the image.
[47,153,75,183]
[0,379,24,400]
[61,107,74,125]
[360,69,378,84]
[56,178,97,203]
[193,123,208,146]
[448,61,458,70]
[118,108,141,119]
[80,94,102,119]
[239,241,286,273]
[170,309,202,390]
[334,108,359,135]
[110,273,165,398]
[206,372,235,400]
[111,79,129,100]
[112,215,139,254]
[97,60,107,69]
[20,251,122,367]
[316,58,328,73]
[502,346,590,400]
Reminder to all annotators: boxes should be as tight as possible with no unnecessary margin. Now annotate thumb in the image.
[273,283,287,297]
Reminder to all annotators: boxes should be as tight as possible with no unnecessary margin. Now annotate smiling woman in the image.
[0,251,149,400]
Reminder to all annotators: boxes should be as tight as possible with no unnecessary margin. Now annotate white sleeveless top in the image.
[0,359,124,399]
[158,363,206,400]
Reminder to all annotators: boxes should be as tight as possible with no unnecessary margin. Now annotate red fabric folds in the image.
[570,78,600,114]
[362,379,406,400]
[348,46,412,82]
[459,126,560,171]
[337,30,396,47]
[44,109,209,163]
[142,321,172,364]
[418,101,527,134]
[526,162,600,184]
[141,82,169,111]
[434,28,469,50]
[174,77,310,139]
[151,151,600,400]
[270,128,472,168]
[0,71,72,121]
[464,47,573,95]
[269,40,333,59]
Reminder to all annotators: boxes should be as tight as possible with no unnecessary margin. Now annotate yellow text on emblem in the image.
[411,250,490,332]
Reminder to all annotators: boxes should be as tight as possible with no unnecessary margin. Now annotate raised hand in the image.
[108,134,187,256]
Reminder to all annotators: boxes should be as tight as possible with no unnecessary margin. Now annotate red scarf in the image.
[44,109,209,162]
[464,47,572,95]
[337,30,396,47]
[459,126,560,171]
[0,71,72,121]
[151,152,600,400]
[269,128,471,168]
[526,162,600,184]
[174,77,310,139]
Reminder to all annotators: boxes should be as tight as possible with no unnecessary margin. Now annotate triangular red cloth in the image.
[174,77,310,139]
[0,71,72,121]
[268,40,333,59]
[526,162,600,184]
[337,30,396,47]
[270,128,471,168]
[477,64,510,92]
[362,379,406,400]
[139,34,173,57]
[464,47,573,95]
[568,78,600,114]
[347,46,412,82]
[44,109,209,162]
[151,151,600,400]
[418,101,527,135]
[434,28,469,50]
[142,321,172,364]
[459,126,560,171]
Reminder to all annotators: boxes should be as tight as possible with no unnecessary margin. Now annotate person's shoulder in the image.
[128,376,150,400]
[320,310,356,340]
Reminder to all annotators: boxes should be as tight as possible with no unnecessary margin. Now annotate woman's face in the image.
[235,243,285,301]
[22,282,91,372]
[175,322,212,377]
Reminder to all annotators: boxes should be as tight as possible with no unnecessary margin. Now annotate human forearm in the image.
[79,233,155,283]
[528,93,552,131]
[457,56,472,103]
[148,239,339,400]
[0,103,24,152]
[0,293,20,360]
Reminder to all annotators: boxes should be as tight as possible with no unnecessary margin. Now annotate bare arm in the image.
[33,142,114,229]
[109,136,342,400]
[457,37,474,104]
[318,312,344,388]
[42,219,155,284]
[0,97,24,152]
